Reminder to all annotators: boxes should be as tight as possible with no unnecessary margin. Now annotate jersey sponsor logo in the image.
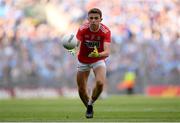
[84,40,100,48]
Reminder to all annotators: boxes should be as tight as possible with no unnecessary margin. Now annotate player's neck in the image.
[89,24,100,32]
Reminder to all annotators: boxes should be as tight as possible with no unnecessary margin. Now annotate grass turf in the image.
[0,95,180,122]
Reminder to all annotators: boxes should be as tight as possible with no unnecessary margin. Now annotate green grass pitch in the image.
[0,95,180,122]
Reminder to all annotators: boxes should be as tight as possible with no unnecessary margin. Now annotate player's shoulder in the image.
[79,22,89,31]
[100,23,110,34]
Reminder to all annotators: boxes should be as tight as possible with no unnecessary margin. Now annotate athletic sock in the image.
[88,99,94,105]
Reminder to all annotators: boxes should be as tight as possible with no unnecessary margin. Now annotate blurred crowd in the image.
[0,0,179,93]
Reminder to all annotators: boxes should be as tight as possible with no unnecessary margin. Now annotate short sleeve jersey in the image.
[76,23,111,64]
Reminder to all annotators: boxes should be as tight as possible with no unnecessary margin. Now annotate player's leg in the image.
[100,79,108,99]
[85,61,106,118]
[76,61,91,107]
[91,65,106,102]
[77,70,90,107]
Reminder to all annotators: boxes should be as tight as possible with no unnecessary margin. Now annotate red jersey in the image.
[76,23,111,64]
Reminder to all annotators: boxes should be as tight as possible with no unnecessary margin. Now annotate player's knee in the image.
[96,80,104,89]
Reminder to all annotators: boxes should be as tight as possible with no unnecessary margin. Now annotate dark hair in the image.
[88,8,102,18]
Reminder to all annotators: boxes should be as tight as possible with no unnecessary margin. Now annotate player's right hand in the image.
[67,48,76,56]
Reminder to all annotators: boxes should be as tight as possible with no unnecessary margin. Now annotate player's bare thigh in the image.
[91,60,106,82]
[77,61,91,86]
[77,60,106,84]
[93,65,106,83]
[77,70,90,87]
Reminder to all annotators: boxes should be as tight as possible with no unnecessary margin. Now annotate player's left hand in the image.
[88,46,100,57]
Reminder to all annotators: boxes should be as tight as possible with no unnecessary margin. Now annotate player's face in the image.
[88,13,102,27]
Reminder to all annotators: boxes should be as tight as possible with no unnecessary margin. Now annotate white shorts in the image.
[77,60,106,71]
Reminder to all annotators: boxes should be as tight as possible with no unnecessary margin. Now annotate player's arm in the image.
[75,40,81,54]
[99,42,110,57]
[88,42,110,58]
[67,40,80,56]
[98,29,111,57]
